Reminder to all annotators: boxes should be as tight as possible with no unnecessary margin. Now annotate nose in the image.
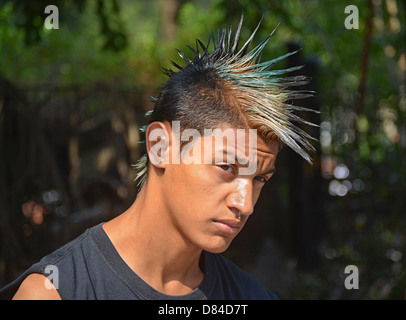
[228,178,254,217]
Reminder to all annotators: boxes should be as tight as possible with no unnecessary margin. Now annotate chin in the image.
[200,236,234,254]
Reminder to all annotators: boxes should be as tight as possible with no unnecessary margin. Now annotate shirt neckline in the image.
[90,222,215,300]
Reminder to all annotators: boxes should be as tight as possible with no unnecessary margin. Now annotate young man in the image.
[0,16,316,300]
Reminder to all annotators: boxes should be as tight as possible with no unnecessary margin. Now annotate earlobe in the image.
[145,122,171,168]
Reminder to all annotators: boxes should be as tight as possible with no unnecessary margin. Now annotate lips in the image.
[213,219,243,235]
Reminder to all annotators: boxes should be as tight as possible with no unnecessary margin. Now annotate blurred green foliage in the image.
[0,0,405,299]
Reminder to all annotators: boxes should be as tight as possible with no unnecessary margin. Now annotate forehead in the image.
[255,135,279,158]
[200,127,279,165]
[207,126,278,152]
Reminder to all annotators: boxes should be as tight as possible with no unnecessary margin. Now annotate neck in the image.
[103,180,204,295]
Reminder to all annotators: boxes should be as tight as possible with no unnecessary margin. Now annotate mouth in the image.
[213,219,243,235]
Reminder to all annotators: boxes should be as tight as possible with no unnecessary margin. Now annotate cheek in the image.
[167,165,220,210]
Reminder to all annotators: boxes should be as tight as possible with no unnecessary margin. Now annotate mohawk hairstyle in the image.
[133,15,318,189]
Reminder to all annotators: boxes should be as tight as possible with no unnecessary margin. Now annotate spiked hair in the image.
[134,15,318,189]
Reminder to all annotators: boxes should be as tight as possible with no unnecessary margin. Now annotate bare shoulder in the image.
[12,273,61,300]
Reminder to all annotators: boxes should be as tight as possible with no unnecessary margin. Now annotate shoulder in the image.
[1,225,99,300]
[12,273,61,300]
[207,252,278,300]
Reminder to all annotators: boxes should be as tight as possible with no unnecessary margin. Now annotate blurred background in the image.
[0,0,405,299]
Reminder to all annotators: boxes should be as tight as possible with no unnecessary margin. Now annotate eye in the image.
[218,164,235,175]
[254,176,268,183]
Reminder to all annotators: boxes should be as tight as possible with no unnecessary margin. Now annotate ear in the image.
[145,121,171,168]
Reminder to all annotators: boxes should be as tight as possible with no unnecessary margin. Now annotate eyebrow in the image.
[215,149,250,167]
[262,168,276,175]
[215,149,276,175]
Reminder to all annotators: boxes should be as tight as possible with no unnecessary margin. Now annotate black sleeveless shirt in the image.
[0,223,277,300]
